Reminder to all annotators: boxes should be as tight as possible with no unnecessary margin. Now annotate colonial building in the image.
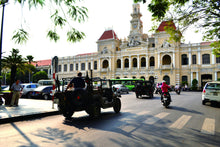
[55,3,220,88]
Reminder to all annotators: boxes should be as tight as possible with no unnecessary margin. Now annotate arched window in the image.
[217,55,220,63]
[141,57,146,67]
[162,55,171,65]
[192,55,197,64]
[202,54,210,64]
[132,76,136,79]
[81,63,85,70]
[94,61,97,70]
[163,76,170,85]
[181,54,188,65]
[102,60,109,68]
[182,76,188,84]
[70,64,73,71]
[133,58,137,67]
[117,59,121,68]
[124,59,129,68]
[150,56,155,66]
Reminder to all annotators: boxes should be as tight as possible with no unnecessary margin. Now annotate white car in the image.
[112,84,129,94]
[202,81,220,105]
[21,83,39,98]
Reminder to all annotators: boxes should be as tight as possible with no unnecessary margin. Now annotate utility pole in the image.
[0,0,8,87]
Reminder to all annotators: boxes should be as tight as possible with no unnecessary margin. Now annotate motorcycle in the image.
[161,92,171,108]
[175,87,181,95]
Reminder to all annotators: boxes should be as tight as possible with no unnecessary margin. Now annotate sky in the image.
[1,0,204,61]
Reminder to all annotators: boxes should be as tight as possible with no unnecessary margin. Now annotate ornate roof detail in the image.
[98,29,119,41]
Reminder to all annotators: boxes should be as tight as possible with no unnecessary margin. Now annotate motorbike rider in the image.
[161,80,172,102]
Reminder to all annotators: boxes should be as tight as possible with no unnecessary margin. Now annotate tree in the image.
[12,0,88,44]
[191,79,198,90]
[26,55,35,82]
[1,48,27,87]
[32,71,48,83]
[134,0,220,56]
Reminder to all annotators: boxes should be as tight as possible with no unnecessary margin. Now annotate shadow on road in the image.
[168,106,203,114]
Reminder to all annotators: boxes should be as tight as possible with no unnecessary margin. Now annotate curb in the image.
[0,111,59,125]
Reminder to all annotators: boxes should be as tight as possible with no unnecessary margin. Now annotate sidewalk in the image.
[0,98,59,124]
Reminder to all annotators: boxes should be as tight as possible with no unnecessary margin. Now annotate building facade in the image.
[55,3,220,88]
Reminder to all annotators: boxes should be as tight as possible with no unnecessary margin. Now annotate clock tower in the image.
[128,3,143,47]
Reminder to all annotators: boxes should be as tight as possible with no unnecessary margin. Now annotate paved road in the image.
[0,92,219,147]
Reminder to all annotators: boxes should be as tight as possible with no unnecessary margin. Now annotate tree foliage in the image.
[1,48,27,87]
[13,0,87,44]
[32,71,48,83]
[135,0,220,55]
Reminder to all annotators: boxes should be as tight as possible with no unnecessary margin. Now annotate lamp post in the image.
[0,0,8,87]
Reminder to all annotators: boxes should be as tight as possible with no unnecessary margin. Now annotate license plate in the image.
[164,98,167,100]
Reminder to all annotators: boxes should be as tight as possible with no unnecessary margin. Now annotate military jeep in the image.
[54,71,121,119]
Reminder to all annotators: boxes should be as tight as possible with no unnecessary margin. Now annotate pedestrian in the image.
[10,80,23,106]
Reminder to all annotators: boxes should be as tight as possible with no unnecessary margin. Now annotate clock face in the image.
[133,25,137,29]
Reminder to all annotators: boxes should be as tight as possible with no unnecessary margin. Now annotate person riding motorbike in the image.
[161,80,172,102]
[174,84,181,94]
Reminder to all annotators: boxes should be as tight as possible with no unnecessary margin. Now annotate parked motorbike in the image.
[161,92,171,108]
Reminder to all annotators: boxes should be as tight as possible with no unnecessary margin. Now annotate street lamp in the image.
[0,0,8,87]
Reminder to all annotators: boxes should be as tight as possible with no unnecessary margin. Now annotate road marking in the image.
[143,112,170,125]
[121,125,137,133]
[137,111,150,116]
[201,118,215,135]
[169,115,191,129]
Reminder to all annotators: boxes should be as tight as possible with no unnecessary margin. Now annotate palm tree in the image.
[1,48,27,88]
[26,55,34,83]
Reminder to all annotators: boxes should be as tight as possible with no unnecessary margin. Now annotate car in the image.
[29,85,53,100]
[21,83,39,98]
[112,84,129,94]
[202,81,220,105]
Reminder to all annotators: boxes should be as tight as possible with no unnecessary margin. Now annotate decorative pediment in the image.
[161,40,171,48]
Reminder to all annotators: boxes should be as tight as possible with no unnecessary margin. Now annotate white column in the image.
[109,58,111,71]
[91,60,93,70]
[212,54,215,64]
[189,52,192,65]
[121,57,124,70]
[196,72,199,82]
[215,72,217,81]
[98,59,101,70]
[158,53,160,68]
[137,55,140,69]
[129,56,131,70]
[146,55,148,68]
[172,52,175,68]
[191,72,193,86]
[198,48,201,64]
[85,62,88,70]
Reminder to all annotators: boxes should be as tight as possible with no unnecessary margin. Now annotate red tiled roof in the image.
[76,52,97,56]
[32,59,51,67]
[98,30,119,41]
[200,42,211,46]
[157,21,176,32]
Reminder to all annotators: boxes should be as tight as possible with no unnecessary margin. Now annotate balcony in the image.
[161,64,172,70]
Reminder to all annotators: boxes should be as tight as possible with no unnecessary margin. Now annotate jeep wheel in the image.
[113,98,121,113]
[88,105,101,118]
